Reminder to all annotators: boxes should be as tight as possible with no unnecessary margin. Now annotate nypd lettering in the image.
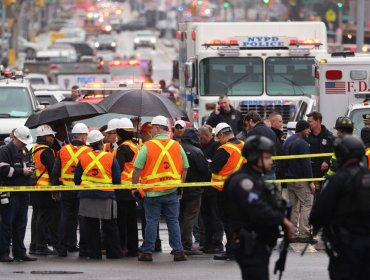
[242,36,285,48]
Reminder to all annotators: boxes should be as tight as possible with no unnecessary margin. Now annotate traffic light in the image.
[337,1,343,8]
[4,0,16,6]
[223,1,230,8]
[35,0,45,7]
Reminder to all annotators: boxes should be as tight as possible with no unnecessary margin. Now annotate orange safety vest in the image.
[366,148,370,169]
[103,143,112,152]
[59,144,92,186]
[140,138,183,194]
[211,142,246,191]
[32,144,55,187]
[113,140,140,183]
[79,151,114,192]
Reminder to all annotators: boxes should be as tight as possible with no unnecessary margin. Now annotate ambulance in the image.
[313,52,370,135]
[177,22,327,129]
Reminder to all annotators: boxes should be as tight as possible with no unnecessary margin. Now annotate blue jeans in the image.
[142,191,183,253]
[0,192,30,258]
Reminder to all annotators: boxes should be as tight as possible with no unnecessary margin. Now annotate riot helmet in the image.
[242,135,275,164]
[333,135,365,167]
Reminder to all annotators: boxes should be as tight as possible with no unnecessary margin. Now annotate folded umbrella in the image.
[25,101,106,129]
[97,89,186,119]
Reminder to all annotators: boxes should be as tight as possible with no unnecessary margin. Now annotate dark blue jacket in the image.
[246,123,278,146]
[282,134,313,179]
[74,153,121,200]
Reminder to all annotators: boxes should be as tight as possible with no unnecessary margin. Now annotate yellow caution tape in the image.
[272,153,334,160]
[0,178,325,192]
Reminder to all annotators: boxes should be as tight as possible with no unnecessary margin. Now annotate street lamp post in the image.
[356,0,365,52]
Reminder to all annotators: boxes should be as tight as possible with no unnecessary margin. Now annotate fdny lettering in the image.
[347,81,368,93]
[242,36,284,48]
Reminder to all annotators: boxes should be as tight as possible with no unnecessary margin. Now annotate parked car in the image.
[34,90,70,106]
[18,37,42,59]
[52,39,95,60]
[94,34,117,52]
[25,73,50,85]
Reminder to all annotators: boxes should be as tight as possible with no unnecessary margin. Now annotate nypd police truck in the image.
[177,21,327,129]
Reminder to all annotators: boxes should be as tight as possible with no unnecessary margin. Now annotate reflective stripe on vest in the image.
[211,142,245,191]
[140,138,183,193]
[80,151,114,191]
[32,144,54,186]
[366,148,370,169]
[121,140,139,184]
[59,145,90,186]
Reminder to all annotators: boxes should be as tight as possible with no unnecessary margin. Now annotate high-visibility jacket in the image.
[366,148,370,168]
[211,142,245,191]
[59,144,92,186]
[79,151,114,192]
[32,144,55,186]
[114,140,140,183]
[140,138,183,194]
[103,143,113,152]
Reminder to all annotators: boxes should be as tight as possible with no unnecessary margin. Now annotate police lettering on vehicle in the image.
[242,36,285,48]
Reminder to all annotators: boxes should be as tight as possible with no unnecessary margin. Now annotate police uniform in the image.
[310,136,370,280]
[224,136,286,280]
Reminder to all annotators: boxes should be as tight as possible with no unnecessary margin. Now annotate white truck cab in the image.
[0,71,40,144]
[313,52,370,135]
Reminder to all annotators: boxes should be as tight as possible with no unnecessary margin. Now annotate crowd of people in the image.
[0,94,369,279]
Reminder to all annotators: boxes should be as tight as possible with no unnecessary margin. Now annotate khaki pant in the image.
[287,182,313,238]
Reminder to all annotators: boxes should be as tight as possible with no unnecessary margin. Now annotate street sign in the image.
[325,9,337,22]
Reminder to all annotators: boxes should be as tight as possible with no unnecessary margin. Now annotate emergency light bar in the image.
[289,39,321,47]
[82,81,161,91]
[203,39,239,47]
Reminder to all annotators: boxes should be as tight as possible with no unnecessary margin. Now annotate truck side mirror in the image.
[184,61,195,88]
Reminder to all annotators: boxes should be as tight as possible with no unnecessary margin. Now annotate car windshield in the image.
[199,57,263,96]
[28,78,45,85]
[348,108,370,135]
[265,57,315,96]
[36,96,57,106]
[110,67,143,77]
[0,87,33,117]
[137,32,153,37]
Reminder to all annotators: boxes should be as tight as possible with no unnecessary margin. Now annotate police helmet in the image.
[242,135,275,164]
[334,117,354,130]
[334,135,365,167]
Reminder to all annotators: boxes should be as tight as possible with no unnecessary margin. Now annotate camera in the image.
[0,192,10,205]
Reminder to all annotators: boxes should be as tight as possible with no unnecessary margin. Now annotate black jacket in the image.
[306,125,334,177]
[224,164,285,245]
[115,139,135,200]
[180,128,209,200]
[0,142,32,187]
[246,123,278,146]
[310,162,370,236]
[206,106,243,135]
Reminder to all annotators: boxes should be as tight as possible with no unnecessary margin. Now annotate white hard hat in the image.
[14,126,33,145]
[118,118,134,130]
[105,118,121,132]
[72,123,89,134]
[36,124,56,137]
[151,115,168,127]
[87,130,104,145]
[174,120,186,128]
[214,122,232,135]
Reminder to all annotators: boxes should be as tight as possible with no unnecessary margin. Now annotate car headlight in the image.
[150,38,156,44]
[134,38,140,44]
[94,42,100,48]
[111,42,116,47]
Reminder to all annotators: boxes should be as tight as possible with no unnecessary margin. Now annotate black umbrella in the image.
[97,89,186,119]
[25,101,106,129]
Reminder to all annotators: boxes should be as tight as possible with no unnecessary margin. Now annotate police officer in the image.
[224,135,295,280]
[51,123,91,257]
[326,117,354,177]
[0,126,37,262]
[310,135,370,280]
[361,127,370,168]
[74,130,123,259]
